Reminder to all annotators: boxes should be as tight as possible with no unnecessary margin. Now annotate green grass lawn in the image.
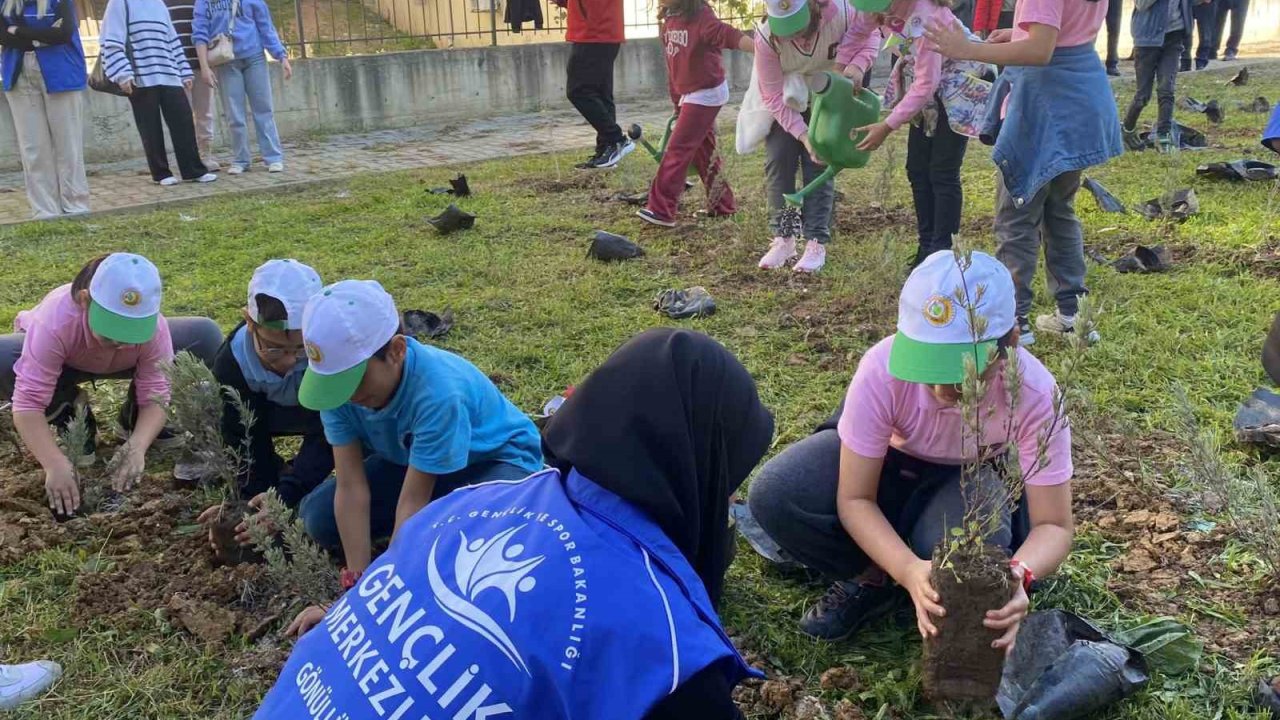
[1,63,1279,719]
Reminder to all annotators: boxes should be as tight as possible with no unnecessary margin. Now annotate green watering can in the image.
[783,71,882,206]
[628,117,699,177]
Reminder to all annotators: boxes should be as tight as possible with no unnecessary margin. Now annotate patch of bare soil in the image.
[0,451,286,651]
[1072,419,1280,660]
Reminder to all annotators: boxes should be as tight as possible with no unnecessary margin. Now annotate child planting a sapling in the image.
[165,351,258,564]
[194,260,333,553]
[296,280,544,589]
[0,253,222,518]
[749,250,1076,669]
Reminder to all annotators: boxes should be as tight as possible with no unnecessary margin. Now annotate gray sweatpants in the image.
[0,317,223,421]
[747,429,1013,580]
[765,122,835,244]
[995,170,1089,321]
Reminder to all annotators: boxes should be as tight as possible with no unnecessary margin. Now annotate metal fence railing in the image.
[77,0,757,58]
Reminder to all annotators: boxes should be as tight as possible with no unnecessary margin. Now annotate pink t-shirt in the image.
[846,0,952,130]
[12,284,174,413]
[1012,0,1107,46]
[837,336,1073,486]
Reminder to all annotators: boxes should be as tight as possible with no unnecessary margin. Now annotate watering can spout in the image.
[784,164,840,206]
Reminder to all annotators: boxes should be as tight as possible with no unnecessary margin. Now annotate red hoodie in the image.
[563,0,625,43]
[661,4,745,97]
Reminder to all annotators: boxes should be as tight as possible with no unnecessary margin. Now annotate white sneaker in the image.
[793,240,827,273]
[267,162,285,173]
[192,173,217,184]
[202,157,221,172]
[227,165,247,176]
[1035,310,1100,344]
[758,237,798,269]
[0,661,62,710]
[158,176,179,187]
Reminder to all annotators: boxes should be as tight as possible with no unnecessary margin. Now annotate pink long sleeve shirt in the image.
[847,0,954,130]
[754,0,881,140]
[12,284,173,413]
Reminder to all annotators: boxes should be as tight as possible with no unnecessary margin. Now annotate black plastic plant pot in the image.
[427,204,476,234]
[587,231,645,262]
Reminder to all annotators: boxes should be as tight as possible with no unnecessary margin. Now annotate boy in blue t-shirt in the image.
[297,280,543,585]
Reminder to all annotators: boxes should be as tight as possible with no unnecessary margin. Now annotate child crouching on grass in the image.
[196,259,334,550]
[748,251,1074,645]
[636,0,755,228]
[925,0,1120,347]
[0,253,222,516]
[296,279,544,587]
[841,0,993,268]
[1120,0,1191,153]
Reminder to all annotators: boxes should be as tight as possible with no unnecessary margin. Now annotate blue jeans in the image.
[216,54,283,167]
[297,455,533,549]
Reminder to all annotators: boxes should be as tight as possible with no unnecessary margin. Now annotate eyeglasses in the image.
[252,328,307,360]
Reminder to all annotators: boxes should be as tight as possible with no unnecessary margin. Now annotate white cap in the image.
[247,259,324,331]
[299,280,401,411]
[765,0,811,36]
[888,250,1016,385]
[87,253,163,344]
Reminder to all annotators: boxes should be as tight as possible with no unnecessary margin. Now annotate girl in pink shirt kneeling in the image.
[746,250,1074,645]
[0,253,222,516]
[842,0,992,268]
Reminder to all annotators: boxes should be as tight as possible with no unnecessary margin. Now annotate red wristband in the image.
[1010,559,1035,592]
[340,568,362,591]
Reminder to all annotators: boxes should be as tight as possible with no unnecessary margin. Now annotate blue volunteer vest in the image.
[254,469,759,720]
[1,0,87,93]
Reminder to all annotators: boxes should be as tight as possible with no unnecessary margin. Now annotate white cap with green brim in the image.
[766,0,812,37]
[888,250,1016,385]
[248,259,324,331]
[87,253,163,345]
[299,280,400,411]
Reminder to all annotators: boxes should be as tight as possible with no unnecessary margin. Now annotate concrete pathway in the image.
[0,100,676,225]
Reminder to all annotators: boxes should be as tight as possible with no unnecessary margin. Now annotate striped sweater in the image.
[163,0,199,66]
[101,0,192,87]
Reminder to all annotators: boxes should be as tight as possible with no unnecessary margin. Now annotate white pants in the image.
[4,54,90,220]
[185,67,216,157]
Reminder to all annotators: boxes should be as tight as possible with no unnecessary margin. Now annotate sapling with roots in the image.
[163,351,258,564]
[245,489,340,608]
[922,245,1096,704]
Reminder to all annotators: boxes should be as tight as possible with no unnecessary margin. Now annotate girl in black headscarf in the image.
[544,327,775,609]
[266,328,773,720]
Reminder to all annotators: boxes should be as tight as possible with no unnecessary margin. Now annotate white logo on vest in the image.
[427,525,545,677]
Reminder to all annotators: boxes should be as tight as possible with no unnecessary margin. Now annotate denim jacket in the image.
[980,43,1122,207]
[1130,0,1192,47]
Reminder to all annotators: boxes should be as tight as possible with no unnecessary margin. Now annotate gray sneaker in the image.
[1036,311,1100,344]
[800,581,902,640]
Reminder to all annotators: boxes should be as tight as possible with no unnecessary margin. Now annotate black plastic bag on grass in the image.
[1234,388,1280,447]
[587,231,645,262]
[403,309,454,339]
[654,286,716,319]
[427,204,476,234]
[1082,177,1126,213]
[997,610,1149,720]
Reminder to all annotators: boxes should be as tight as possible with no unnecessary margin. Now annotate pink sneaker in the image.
[794,240,827,273]
[758,237,798,269]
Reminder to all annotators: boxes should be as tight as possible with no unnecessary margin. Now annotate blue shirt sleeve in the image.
[251,0,287,59]
[321,406,360,448]
[409,401,471,476]
[191,0,210,46]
